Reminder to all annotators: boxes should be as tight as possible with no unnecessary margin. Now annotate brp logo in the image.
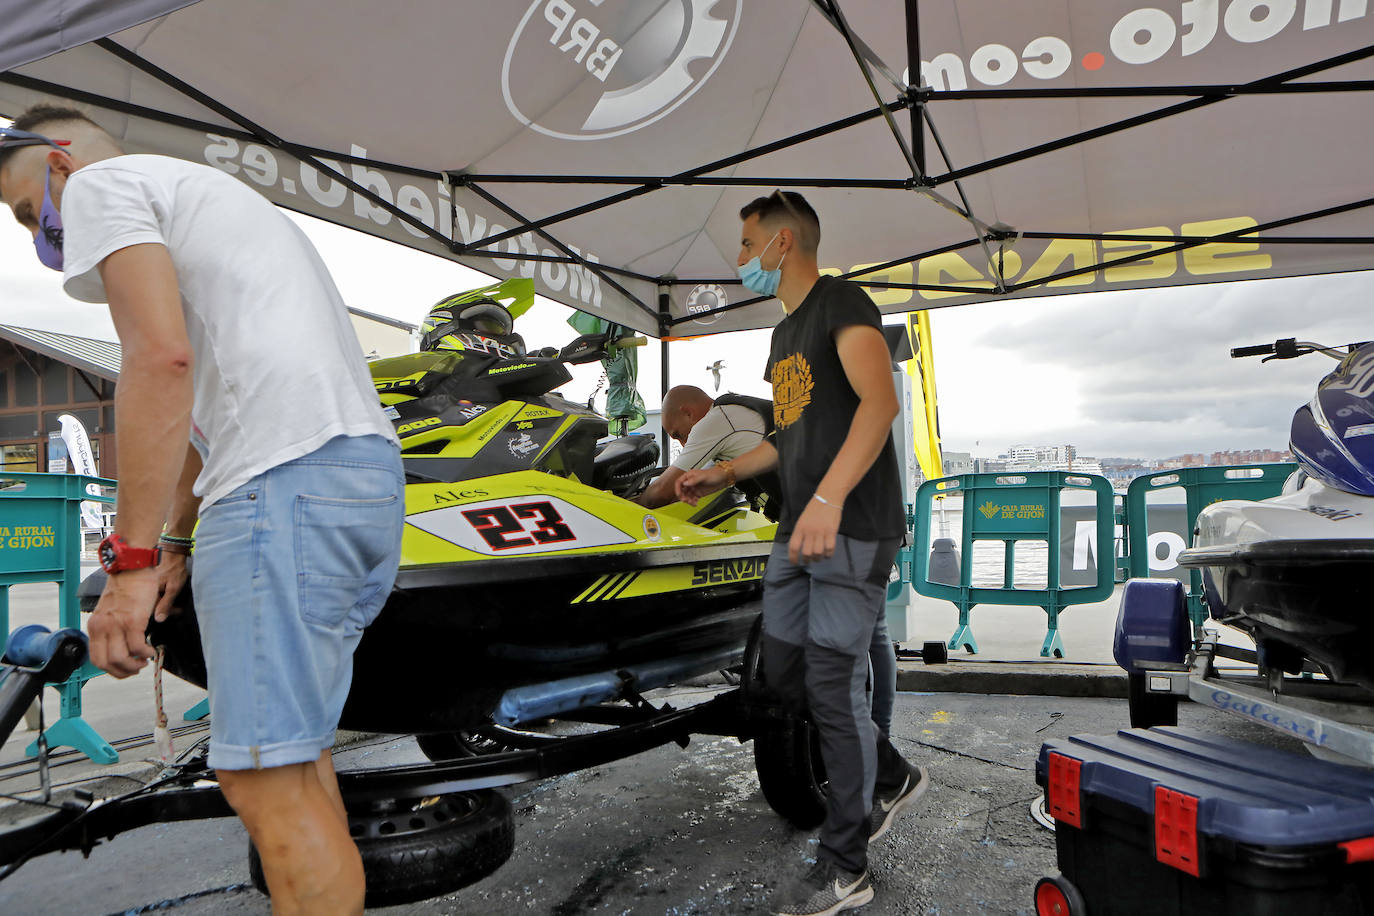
[685,283,728,325]
[503,0,741,141]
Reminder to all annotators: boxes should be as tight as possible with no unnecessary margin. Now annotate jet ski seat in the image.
[592,434,660,497]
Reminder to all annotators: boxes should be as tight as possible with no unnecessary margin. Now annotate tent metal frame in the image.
[0,3,1370,338]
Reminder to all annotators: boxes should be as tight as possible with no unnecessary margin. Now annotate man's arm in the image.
[788,324,898,564]
[153,443,202,622]
[636,465,685,509]
[676,439,779,505]
[89,242,194,676]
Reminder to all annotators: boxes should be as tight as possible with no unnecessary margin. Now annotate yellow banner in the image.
[905,311,943,482]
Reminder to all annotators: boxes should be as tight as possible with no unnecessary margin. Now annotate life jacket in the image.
[712,393,783,521]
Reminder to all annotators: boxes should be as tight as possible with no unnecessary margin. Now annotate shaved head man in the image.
[635,384,771,509]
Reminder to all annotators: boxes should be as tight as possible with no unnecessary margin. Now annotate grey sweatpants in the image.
[762,535,910,873]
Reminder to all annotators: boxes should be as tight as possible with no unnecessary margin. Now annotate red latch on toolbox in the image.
[1155,786,1200,877]
[1047,752,1082,829]
[1340,836,1374,863]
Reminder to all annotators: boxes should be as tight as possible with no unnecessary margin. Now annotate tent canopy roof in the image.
[2,1,1371,336]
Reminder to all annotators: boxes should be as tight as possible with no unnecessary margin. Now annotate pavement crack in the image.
[896,735,1030,771]
[103,883,254,914]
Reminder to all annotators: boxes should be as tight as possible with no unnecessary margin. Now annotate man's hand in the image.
[89,569,158,678]
[788,497,843,565]
[153,552,189,622]
[676,466,729,505]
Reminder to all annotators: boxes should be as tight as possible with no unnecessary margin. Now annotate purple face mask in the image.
[35,168,63,271]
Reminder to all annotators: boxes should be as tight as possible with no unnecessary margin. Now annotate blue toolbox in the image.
[1034,728,1374,915]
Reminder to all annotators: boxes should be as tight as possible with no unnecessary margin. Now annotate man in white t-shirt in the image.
[635,385,768,509]
[0,106,402,915]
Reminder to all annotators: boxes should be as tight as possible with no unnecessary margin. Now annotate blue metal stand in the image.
[184,698,210,722]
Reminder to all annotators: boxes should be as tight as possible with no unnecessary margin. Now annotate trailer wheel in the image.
[742,619,829,829]
[248,789,514,907]
[1127,672,1178,729]
[1034,874,1086,915]
[922,641,949,665]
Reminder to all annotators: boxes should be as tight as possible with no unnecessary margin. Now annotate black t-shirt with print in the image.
[764,275,904,540]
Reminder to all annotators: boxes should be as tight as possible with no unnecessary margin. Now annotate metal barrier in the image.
[1124,463,1295,629]
[913,472,1115,658]
[0,472,118,763]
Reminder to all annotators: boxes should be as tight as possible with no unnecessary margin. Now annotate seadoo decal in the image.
[502,0,742,141]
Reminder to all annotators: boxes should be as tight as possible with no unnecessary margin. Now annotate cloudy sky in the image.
[1,201,1369,463]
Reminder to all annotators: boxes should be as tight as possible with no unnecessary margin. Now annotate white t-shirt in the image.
[671,403,766,471]
[61,155,398,507]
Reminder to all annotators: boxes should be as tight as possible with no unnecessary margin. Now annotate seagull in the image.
[706,360,725,392]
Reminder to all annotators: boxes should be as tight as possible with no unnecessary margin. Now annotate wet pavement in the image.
[0,685,1305,916]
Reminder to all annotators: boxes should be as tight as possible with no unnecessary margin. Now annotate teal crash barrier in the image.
[913,472,1115,658]
[1124,463,1295,630]
[0,472,118,763]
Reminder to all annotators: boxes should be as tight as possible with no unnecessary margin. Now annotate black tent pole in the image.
[905,0,924,176]
[658,289,672,460]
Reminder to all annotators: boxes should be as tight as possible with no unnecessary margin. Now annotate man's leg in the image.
[761,541,810,712]
[219,764,364,916]
[314,748,348,827]
[868,613,896,738]
[804,639,875,873]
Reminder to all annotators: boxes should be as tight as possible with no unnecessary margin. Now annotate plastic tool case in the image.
[1035,728,1374,915]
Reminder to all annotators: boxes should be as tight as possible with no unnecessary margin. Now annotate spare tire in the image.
[248,789,514,907]
[742,619,829,829]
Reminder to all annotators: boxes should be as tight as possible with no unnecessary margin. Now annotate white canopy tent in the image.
[1,1,1371,340]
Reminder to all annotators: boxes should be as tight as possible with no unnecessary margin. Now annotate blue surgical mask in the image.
[35,167,63,271]
[738,232,786,296]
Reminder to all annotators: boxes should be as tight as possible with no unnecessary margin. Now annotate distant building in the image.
[942,451,974,476]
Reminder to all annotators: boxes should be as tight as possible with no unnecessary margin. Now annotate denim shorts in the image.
[191,435,404,770]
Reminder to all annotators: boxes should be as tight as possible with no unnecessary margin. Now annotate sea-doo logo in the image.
[685,283,728,326]
[503,0,741,141]
[690,556,766,585]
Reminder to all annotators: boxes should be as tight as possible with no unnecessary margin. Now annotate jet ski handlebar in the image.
[1231,338,1367,362]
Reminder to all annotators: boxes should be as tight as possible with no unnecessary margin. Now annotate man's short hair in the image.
[0,104,104,172]
[739,190,821,255]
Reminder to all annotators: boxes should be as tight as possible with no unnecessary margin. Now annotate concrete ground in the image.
[0,576,1282,914]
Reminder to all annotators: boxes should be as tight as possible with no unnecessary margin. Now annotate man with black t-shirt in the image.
[678,191,928,915]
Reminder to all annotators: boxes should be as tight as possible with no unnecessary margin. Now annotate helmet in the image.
[1289,343,1374,496]
[421,296,524,357]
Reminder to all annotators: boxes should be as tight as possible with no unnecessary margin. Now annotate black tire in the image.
[921,641,949,665]
[1127,672,1179,729]
[248,789,514,907]
[1034,874,1087,916]
[742,618,829,829]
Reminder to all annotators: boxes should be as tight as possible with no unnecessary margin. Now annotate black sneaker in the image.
[774,859,874,916]
[869,763,929,842]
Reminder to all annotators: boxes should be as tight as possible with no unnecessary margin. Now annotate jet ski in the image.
[83,279,776,739]
[1179,337,1374,689]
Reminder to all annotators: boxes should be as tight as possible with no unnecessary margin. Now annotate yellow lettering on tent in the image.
[917,252,994,300]
[1102,227,1178,282]
[850,262,914,307]
[1182,218,1271,275]
[1018,237,1096,288]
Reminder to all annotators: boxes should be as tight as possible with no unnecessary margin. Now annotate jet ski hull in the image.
[1181,478,1374,688]
[130,540,770,734]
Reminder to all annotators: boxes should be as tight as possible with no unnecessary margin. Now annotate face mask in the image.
[738,232,786,296]
[35,168,63,271]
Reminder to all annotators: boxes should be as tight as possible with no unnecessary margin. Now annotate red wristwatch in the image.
[98,534,161,574]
